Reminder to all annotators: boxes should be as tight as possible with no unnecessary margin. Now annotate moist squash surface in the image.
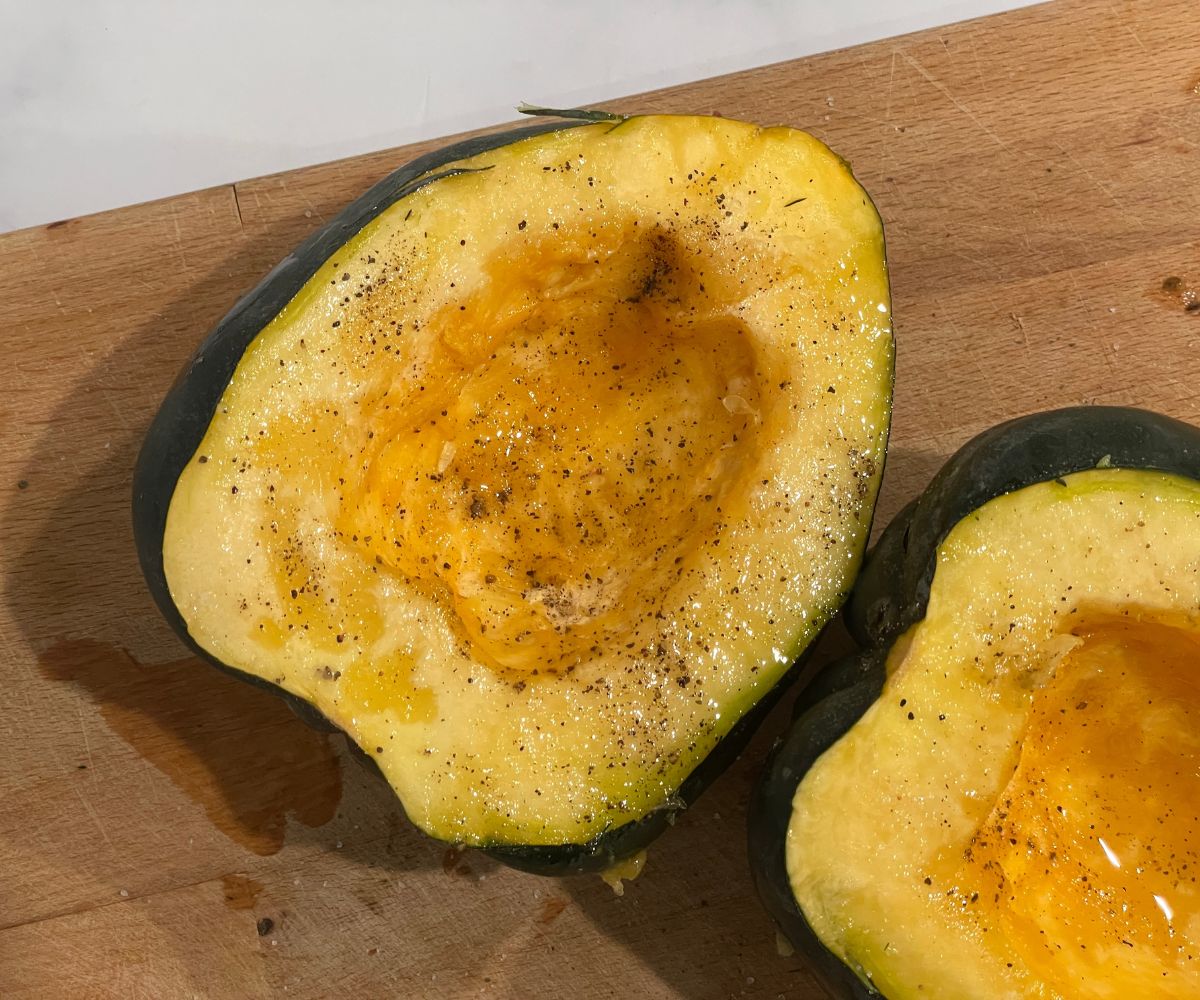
[140,113,894,860]
[751,408,1200,996]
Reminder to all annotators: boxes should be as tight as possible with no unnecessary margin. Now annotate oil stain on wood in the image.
[39,640,342,855]
[221,873,265,910]
[538,896,569,924]
[1159,275,1200,313]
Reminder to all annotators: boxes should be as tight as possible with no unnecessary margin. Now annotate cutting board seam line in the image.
[0,866,267,935]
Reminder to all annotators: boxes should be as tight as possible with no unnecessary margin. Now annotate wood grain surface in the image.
[2,1,1199,996]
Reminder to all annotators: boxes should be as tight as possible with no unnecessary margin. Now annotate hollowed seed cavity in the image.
[346,227,764,673]
[962,617,1200,989]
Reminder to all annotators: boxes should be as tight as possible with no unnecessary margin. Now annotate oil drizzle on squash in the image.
[960,618,1200,993]
[345,225,765,674]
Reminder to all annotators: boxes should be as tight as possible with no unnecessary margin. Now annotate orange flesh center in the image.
[339,228,762,673]
[963,620,1200,991]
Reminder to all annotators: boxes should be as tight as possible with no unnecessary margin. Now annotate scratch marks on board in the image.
[966,33,987,89]
[73,783,115,851]
[1052,141,1147,231]
[885,49,898,122]
[298,191,326,225]
[1064,268,1122,379]
[168,203,191,275]
[231,186,245,231]
[99,385,133,433]
[936,296,1006,412]
[1112,4,1149,53]
[900,51,1012,152]
[1010,311,1030,355]
[78,704,97,776]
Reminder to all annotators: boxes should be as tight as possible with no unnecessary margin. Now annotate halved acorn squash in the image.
[134,111,893,872]
[751,407,1200,995]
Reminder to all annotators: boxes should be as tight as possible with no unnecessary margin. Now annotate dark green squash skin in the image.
[490,644,818,875]
[131,113,848,875]
[749,405,1200,999]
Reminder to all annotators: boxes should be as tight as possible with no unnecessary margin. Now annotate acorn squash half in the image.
[134,111,893,873]
[751,407,1200,996]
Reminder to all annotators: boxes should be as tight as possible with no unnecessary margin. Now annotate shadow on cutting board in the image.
[37,638,342,856]
[0,204,446,877]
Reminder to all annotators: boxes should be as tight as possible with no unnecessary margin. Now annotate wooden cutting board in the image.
[2,1,1198,996]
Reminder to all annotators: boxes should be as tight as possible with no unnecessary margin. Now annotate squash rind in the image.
[750,405,1200,996]
[135,114,893,873]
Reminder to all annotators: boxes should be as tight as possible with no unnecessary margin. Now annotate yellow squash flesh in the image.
[164,115,893,846]
[788,469,1200,998]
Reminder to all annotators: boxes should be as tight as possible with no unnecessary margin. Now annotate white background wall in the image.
[1,0,1039,233]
